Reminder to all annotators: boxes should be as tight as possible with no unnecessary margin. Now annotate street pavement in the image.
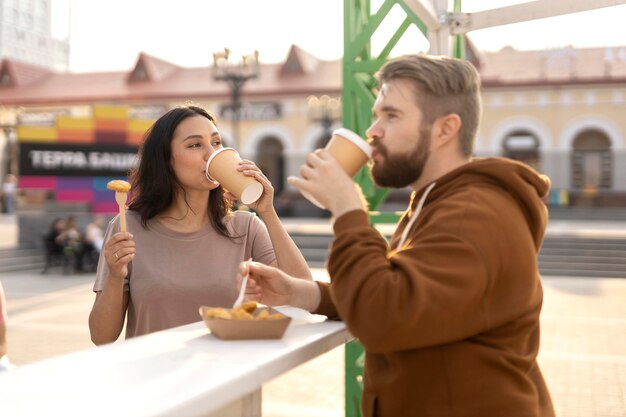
[1,213,626,416]
[2,268,625,417]
[0,213,17,249]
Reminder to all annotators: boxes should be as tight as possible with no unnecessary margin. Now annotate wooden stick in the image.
[115,191,128,233]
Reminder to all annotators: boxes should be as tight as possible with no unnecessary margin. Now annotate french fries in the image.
[201,302,285,321]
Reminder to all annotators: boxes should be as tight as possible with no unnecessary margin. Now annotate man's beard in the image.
[371,125,431,188]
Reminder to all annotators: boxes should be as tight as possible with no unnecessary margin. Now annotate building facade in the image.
[1,44,625,222]
[0,0,69,71]
[478,46,626,206]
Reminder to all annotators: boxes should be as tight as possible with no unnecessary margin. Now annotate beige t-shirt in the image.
[93,210,276,338]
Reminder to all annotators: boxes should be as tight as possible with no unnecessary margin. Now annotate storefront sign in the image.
[19,143,138,176]
[17,110,69,126]
[129,105,168,120]
[219,102,281,120]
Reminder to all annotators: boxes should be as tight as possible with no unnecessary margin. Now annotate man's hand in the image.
[240,262,321,312]
[288,149,365,219]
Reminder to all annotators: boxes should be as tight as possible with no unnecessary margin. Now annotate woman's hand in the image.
[103,232,135,281]
[237,160,275,215]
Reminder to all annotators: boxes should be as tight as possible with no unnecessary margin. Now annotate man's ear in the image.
[432,114,462,149]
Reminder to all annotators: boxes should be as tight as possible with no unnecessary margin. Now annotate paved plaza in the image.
[1,268,625,417]
[2,209,626,416]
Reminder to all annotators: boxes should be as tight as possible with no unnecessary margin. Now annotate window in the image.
[130,62,149,82]
[256,137,285,196]
[502,130,541,171]
[0,73,12,87]
[571,130,612,189]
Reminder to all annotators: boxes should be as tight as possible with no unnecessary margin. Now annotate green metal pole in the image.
[453,0,465,59]
[342,2,431,416]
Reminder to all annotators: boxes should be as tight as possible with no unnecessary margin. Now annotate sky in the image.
[50,0,626,73]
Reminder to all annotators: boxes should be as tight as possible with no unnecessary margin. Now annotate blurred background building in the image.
[0,4,625,249]
[2,42,626,210]
[0,0,69,71]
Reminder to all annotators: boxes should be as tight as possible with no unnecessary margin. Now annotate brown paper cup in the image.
[326,128,372,176]
[205,148,264,205]
[302,128,372,208]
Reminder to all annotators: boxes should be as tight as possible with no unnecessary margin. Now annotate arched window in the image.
[571,129,612,189]
[256,136,285,196]
[502,130,541,170]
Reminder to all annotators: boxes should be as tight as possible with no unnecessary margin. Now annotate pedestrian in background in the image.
[83,215,105,254]
[41,218,68,274]
[58,215,83,272]
[1,174,17,214]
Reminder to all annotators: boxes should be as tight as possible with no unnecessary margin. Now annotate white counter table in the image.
[0,307,352,417]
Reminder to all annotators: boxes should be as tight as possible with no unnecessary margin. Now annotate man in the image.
[243,54,555,417]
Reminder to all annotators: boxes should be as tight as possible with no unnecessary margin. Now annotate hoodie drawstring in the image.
[396,182,436,249]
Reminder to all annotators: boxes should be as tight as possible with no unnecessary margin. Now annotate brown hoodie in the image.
[314,158,555,417]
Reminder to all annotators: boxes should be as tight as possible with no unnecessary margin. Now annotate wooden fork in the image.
[115,191,128,233]
[233,258,253,308]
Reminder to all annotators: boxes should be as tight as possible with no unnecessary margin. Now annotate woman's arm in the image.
[88,231,135,345]
[259,208,312,280]
[239,160,312,280]
[89,282,129,345]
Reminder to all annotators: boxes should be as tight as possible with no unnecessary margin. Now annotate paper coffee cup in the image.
[326,128,372,175]
[205,148,264,205]
[302,128,372,209]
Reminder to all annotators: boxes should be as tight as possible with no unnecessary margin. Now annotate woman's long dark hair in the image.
[127,105,233,238]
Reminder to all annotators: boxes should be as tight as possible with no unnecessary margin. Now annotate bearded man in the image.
[240,54,555,417]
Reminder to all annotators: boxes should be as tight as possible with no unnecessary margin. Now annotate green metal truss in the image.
[342,0,429,214]
[342,1,465,416]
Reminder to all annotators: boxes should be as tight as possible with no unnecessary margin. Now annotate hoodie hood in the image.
[416,157,550,250]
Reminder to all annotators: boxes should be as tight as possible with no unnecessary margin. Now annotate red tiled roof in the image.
[0,45,342,106]
[128,52,181,82]
[0,59,52,87]
[2,44,625,107]
[480,46,626,86]
[279,45,321,76]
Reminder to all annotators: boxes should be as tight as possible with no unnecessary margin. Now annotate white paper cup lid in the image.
[205,147,238,182]
[332,128,372,158]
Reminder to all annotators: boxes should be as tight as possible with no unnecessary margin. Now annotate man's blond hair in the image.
[378,54,481,156]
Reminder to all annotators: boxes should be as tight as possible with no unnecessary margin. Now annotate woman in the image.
[88,105,311,344]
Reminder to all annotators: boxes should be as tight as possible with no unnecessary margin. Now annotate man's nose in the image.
[366,121,381,141]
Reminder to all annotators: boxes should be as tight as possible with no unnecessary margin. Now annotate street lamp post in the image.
[306,95,341,148]
[212,48,260,150]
